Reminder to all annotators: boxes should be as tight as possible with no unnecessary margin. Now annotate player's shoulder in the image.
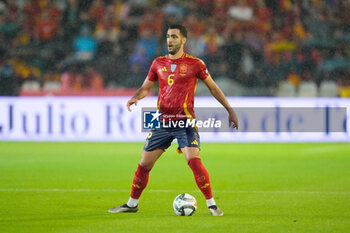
[153,55,168,63]
[184,53,206,65]
[150,55,168,68]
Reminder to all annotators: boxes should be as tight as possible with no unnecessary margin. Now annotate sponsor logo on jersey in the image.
[161,66,167,72]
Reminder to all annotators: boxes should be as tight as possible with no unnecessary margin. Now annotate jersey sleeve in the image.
[196,59,209,80]
[146,60,158,81]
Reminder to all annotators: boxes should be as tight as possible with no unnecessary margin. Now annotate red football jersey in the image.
[147,53,209,121]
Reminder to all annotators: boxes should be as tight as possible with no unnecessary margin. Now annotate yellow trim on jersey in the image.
[192,82,198,131]
[183,93,192,120]
[183,93,197,131]
[176,91,198,155]
[194,79,198,94]
[156,55,167,59]
[185,54,205,65]
[185,54,199,60]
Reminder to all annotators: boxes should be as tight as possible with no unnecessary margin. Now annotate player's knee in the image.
[186,155,200,164]
[187,156,201,167]
[139,160,155,170]
[182,147,200,162]
[185,151,200,163]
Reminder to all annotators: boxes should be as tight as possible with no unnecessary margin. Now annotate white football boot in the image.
[208,205,224,216]
[108,204,138,213]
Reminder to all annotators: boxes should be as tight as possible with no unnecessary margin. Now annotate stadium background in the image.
[0,0,349,97]
[0,0,350,233]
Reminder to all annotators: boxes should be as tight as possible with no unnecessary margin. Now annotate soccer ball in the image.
[173,193,197,216]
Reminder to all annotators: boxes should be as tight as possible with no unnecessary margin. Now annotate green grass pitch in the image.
[0,142,349,233]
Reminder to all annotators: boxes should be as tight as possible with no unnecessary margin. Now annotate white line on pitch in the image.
[0,188,349,195]
[300,145,349,155]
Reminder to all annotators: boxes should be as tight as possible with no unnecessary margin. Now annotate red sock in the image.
[188,157,213,200]
[130,164,151,199]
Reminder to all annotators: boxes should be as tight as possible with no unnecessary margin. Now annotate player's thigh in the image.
[181,147,200,162]
[175,128,200,162]
[144,129,174,152]
[140,149,164,169]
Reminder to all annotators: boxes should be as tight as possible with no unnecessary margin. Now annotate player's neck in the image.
[168,50,184,60]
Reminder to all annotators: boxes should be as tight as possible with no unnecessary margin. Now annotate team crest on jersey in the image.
[180,64,187,76]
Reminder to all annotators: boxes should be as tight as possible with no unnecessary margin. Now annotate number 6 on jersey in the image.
[168,74,174,85]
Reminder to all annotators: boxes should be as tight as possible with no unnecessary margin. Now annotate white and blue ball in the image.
[173,193,197,216]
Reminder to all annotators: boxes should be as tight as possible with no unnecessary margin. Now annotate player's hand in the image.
[228,111,238,130]
[126,97,138,112]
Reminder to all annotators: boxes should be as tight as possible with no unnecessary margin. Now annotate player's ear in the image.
[182,37,186,45]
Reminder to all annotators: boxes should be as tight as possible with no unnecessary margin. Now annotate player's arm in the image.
[201,75,238,129]
[127,78,156,112]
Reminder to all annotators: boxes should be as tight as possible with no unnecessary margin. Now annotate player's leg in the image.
[109,129,173,213]
[182,147,223,216]
[108,149,164,213]
[128,149,163,205]
[182,147,213,199]
[177,128,223,216]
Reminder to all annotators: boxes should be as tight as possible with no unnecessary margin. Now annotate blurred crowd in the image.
[0,0,350,96]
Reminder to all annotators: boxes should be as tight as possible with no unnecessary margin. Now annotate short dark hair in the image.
[168,25,187,38]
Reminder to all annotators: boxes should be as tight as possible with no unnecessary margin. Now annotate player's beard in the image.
[168,42,182,55]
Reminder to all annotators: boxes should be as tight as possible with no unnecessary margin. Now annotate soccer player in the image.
[108,25,238,216]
